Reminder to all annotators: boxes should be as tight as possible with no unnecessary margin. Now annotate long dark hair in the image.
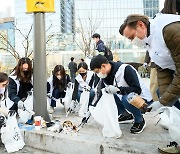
[0,72,8,100]
[52,65,67,90]
[161,0,180,14]
[13,57,32,82]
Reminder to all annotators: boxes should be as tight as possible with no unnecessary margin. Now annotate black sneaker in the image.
[130,118,146,134]
[118,114,134,124]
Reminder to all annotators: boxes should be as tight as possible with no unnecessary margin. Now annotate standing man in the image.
[68,57,77,83]
[92,33,113,61]
[119,14,180,110]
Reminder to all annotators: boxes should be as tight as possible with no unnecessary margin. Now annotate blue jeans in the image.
[77,89,95,106]
[51,88,65,107]
[70,72,76,83]
[114,94,143,123]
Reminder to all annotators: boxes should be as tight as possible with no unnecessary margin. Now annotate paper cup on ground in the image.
[34,116,41,130]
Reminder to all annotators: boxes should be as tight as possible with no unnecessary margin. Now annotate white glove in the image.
[84,85,91,91]
[105,85,120,94]
[47,93,51,98]
[67,82,72,88]
[149,101,164,112]
[18,100,24,109]
[84,111,91,121]
[143,62,148,68]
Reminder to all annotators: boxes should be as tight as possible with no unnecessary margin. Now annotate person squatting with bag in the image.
[0,72,16,128]
[68,62,99,113]
[90,55,152,134]
[8,58,33,111]
[47,65,71,113]
[0,72,25,153]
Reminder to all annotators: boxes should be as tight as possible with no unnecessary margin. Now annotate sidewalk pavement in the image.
[0,144,52,154]
[21,104,171,154]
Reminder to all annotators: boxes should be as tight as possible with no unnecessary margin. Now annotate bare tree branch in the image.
[46,22,53,33]
[75,9,103,56]
[0,33,20,60]
[46,34,55,44]
[1,21,53,60]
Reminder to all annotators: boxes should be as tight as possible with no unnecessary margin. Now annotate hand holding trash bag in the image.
[105,85,120,94]
[84,85,91,91]
[47,93,51,99]
[81,111,91,124]
[18,101,24,109]
[0,114,6,128]
[67,100,76,113]
[67,82,72,88]
[148,101,163,111]
[8,110,16,116]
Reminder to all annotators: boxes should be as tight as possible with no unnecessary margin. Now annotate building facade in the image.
[0,17,15,51]
[0,17,16,73]
[75,0,160,50]
[143,0,159,18]
[14,0,75,56]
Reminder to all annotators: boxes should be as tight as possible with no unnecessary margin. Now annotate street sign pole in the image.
[33,13,50,122]
[26,0,55,122]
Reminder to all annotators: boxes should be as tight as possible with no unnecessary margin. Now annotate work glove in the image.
[18,100,24,109]
[143,62,148,68]
[105,85,120,94]
[84,85,91,91]
[67,82,72,88]
[67,100,76,113]
[82,111,91,124]
[148,101,164,112]
[47,93,52,99]
[0,114,6,128]
[8,110,16,116]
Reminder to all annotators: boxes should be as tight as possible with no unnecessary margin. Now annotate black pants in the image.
[51,88,65,107]
[9,103,18,111]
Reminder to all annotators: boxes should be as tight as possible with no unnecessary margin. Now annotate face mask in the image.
[79,72,87,77]
[97,72,107,78]
[0,87,5,94]
[56,75,61,80]
[23,70,29,76]
[132,37,145,47]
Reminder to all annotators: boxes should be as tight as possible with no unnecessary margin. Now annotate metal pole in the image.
[33,13,50,122]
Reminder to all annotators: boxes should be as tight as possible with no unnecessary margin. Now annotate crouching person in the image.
[69,62,99,113]
[47,65,71,112]
[0,72,9,114]
[90,55,152,134]
[8,58,33,112]
[0,72,16,128]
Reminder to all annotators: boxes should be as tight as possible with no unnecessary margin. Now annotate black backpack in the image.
[104,46,113,61]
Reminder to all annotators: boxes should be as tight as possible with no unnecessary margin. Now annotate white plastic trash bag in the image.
[1,113,25,153]
[63,82,74,112]
[18,92,34,123]
[89,89,122,138]
[158,106,180,144]
[79,88,90,117]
